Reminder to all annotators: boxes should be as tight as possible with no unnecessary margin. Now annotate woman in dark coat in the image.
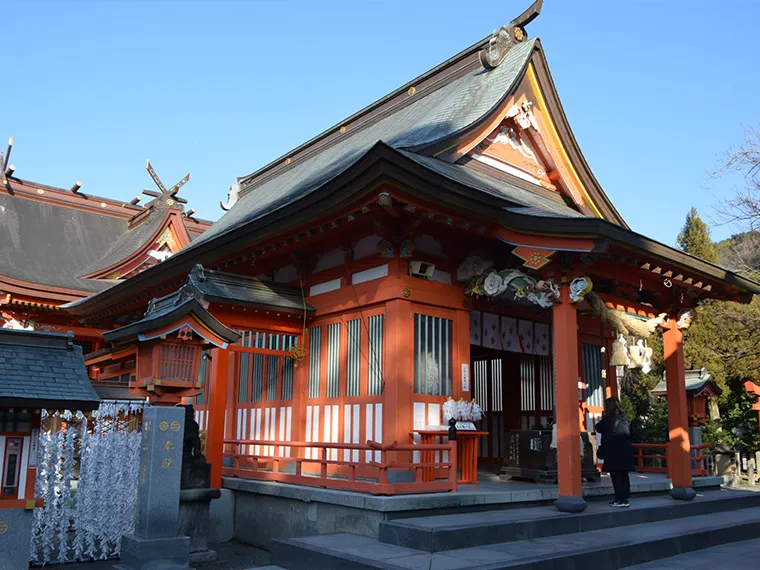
[595,397,635,507]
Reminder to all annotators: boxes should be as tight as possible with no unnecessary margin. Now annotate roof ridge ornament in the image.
[220,182,240,211]
[141,159,191,210]
[479,0,543,70]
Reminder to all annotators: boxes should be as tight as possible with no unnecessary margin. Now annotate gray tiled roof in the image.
[188,265,314,314]
[0,189,169,292]
[0,329,100,409]
[652,368,722,396]
[188,39,538,250]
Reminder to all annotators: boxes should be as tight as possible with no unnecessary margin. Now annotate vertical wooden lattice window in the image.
[326,323,341,398]
[583,344,604,407]
[160,344,196,382]
[520,355,536,412]
[414,315,452,396]
[281,335,297,401]
[309,326,322,398]
[538,355,554,411]
[346,319,361,397]
[368,314,384,396]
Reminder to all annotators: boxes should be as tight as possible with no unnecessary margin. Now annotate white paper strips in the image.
[31,401,147,565]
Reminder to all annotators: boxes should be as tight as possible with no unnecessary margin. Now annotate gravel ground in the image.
[31,541,271,570]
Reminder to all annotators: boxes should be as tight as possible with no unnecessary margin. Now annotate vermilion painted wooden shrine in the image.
[2,1,760,512]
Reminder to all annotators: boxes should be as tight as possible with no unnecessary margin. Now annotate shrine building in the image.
[2,2,759,513]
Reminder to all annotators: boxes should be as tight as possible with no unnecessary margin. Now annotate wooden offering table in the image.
[413,429,488,485]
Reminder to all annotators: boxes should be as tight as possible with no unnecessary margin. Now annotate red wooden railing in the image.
[632,443,710,477]
[223,438,458,495]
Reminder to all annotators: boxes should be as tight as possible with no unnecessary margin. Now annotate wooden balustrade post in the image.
[380,449,389,486]
[553,284,586,513]
[663,319,696,500]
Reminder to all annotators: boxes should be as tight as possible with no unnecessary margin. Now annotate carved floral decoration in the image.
[457,255,559,309]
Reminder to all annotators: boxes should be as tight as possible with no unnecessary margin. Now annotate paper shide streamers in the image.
[30,401,148,565]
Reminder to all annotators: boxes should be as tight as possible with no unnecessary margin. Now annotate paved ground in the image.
[31,537,760,569]
[623,538,760,569]
[33,541,271,570]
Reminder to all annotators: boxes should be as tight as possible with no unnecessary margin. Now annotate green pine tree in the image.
[677,207,719,263]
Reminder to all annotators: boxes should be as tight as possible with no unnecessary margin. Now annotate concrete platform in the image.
[224,473,724,550]
[224,472,721,514]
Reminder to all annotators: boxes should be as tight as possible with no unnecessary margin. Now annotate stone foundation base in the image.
[113,534,190,570]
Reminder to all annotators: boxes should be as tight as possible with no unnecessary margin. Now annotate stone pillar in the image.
[115,406,190,570]
[663,320,696,501]
[178,405,221,563]
[553,284,586,513]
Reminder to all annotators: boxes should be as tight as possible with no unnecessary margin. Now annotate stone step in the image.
[271,506,760,570]
[379,488,760,552]
[620,537,760,569]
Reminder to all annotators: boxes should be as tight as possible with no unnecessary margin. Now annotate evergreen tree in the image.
[677,207,719,263]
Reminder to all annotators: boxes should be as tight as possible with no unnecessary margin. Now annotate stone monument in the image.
[0,505,35,570]
[177,404,221,563]
[115,406,190,570]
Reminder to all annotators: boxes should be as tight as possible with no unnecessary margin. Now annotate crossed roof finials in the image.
[141,160,191,209]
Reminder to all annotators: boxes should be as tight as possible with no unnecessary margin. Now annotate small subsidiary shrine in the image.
[3,1,760,511]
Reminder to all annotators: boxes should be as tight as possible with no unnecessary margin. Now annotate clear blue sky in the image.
[3,1,758,246]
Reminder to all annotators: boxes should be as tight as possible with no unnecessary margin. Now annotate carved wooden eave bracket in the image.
[479,0,543,70]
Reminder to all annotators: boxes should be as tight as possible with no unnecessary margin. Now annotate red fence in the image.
[223,438,458,495]
[632,443,710,477]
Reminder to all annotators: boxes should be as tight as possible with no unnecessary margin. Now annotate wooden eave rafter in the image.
[498,210,760,301]
[63,142,760,321]
[85,346,136,367]
[0,273,91,303]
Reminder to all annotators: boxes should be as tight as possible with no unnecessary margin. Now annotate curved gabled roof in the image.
[190,39,538,250]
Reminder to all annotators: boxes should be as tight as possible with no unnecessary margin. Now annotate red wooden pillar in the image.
[663,320,696,500]
[207,347,231,489]
[384,299,413,448]
[553,284,587,512]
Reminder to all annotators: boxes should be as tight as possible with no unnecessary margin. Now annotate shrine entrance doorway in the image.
[471,346,555,466]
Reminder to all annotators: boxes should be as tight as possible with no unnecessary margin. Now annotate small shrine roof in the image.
[103,290,239,346]
[0,329,101,409]
[652,368,723,397]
